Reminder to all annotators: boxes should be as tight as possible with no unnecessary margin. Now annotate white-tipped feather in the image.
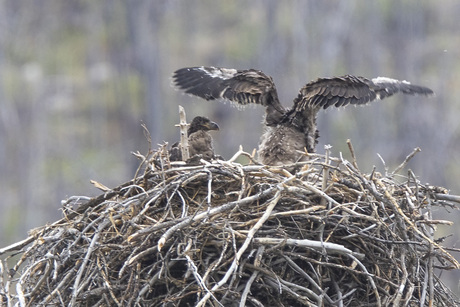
[199,66,237,80]
[372,76,410,85]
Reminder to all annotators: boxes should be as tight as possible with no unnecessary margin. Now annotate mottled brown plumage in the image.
[173,67,434,166]
[169,116,219,162]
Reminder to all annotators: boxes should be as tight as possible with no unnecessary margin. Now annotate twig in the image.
[196,190,282,307]
[227,145,259,164]
[185,253,223,307]
[391,147,421,176]
[0,237,35,255]
[375,179,460,268]
[392,250,408,306]
[253,237,365,259]
[157,186,278,251]
[297,182,341,208]
[376,153,389,176]
[70,220,108,306]
[433,193,460,204]
[321,145,331,207]
[346,139,359,170]
[348,254,381,307]
[282,255,333,305]
[240,246,265,307]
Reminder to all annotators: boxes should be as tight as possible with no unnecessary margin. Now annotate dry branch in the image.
[177,105,190,161]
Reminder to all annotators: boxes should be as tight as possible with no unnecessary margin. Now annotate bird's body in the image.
[173,67,434,165]
[188,129,215,160]
[258,124,309,165]
[169,116,219,162]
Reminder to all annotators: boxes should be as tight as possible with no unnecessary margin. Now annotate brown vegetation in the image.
[1,140,459,306]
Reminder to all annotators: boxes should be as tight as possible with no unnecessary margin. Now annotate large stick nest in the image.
[1,144,459,306]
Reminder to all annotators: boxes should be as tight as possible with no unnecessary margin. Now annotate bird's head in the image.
[188,116,220,134]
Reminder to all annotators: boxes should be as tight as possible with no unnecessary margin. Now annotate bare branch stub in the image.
[178,105,190,161]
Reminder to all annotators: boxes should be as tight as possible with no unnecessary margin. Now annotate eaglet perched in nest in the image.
[169,115,219,162]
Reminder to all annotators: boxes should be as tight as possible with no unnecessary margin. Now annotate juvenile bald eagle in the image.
[173,67,434,165]
[169,116,219,162]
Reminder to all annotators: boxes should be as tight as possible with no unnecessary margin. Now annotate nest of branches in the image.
[1,144,459,306]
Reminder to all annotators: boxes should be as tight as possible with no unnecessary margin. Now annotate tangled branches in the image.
[1,145,459,306]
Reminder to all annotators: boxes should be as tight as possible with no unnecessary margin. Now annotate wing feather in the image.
[173,66,286,125]
[293,75,434,112]
[173,66,280,107]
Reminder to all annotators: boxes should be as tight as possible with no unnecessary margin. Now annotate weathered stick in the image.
[178,105,190,161]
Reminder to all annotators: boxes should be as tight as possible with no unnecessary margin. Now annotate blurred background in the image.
[1,0,459,294]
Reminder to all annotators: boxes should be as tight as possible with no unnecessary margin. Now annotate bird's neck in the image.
[265,105,285,126]
[285,106,320,153]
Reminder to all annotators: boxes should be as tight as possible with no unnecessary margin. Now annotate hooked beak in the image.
[206,121,219,131]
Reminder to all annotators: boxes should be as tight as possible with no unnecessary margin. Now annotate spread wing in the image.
[293,75,434,111]
[172,67,286,125]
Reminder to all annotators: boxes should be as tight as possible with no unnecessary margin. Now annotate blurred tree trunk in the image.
[125,1,164,145]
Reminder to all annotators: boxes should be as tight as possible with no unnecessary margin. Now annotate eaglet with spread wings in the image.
[172,66,434,166]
